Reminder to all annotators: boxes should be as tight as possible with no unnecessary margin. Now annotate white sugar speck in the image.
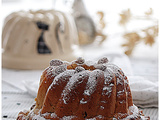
[84,89,90,96]
[80,98,87,104]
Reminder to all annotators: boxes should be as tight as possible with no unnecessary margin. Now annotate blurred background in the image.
[1,0,159,119]
[1,0,159,59]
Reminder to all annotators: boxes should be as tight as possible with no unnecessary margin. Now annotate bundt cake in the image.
[17,57,150,120]
[2,9,81,69]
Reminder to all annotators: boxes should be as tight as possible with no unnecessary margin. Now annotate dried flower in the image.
[122,32,140,56]
[119,9,131,26]
[144,34,155,46]
[142,25,158,46]
[145,8,153,16]
[96,11,107,45]
[120,8,158,56]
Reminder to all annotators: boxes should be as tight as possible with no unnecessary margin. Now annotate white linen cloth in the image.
[2,52,158,108]
[128,76,158,108]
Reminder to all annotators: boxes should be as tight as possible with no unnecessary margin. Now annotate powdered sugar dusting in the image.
[32,115,46,120]
[101,68,115,97]
[41,112,57,118]
[84,70,101,96]
[106,63,123,76]
[46,66,57,78]
[47,70,75,91]
[50,59,63,66]
[84,89,90,96]
[85,60,95,66]
[27,104,147,120]
[125,104,140,119]
[52,70,75,85]
[103,68,114,83]
[86,115,104,120]
[75,66,85,72]
[46,64,68,79]
[62,71,90,104]
[28,109,45,120]
[55,64,67,74]
[98,57,108,64]
[76,57,85,64]
[117,77,124,85]
[80,98,88,104]
[62,116,76,119]
[102,85,113,97]
[86,118,96,120]
[94,64,107,71]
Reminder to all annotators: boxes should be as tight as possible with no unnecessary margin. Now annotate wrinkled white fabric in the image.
[128,76,158,107]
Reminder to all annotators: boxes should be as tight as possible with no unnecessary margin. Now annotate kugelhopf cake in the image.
[2,9,81,70]
[17,57,150,120]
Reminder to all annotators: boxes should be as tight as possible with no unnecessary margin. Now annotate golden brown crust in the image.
[97,75,116,118]
[74,70,105,119]
[17,57,150,120]
[35,67,56,109]
[41,70,74,114]
[55,71,90,118]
